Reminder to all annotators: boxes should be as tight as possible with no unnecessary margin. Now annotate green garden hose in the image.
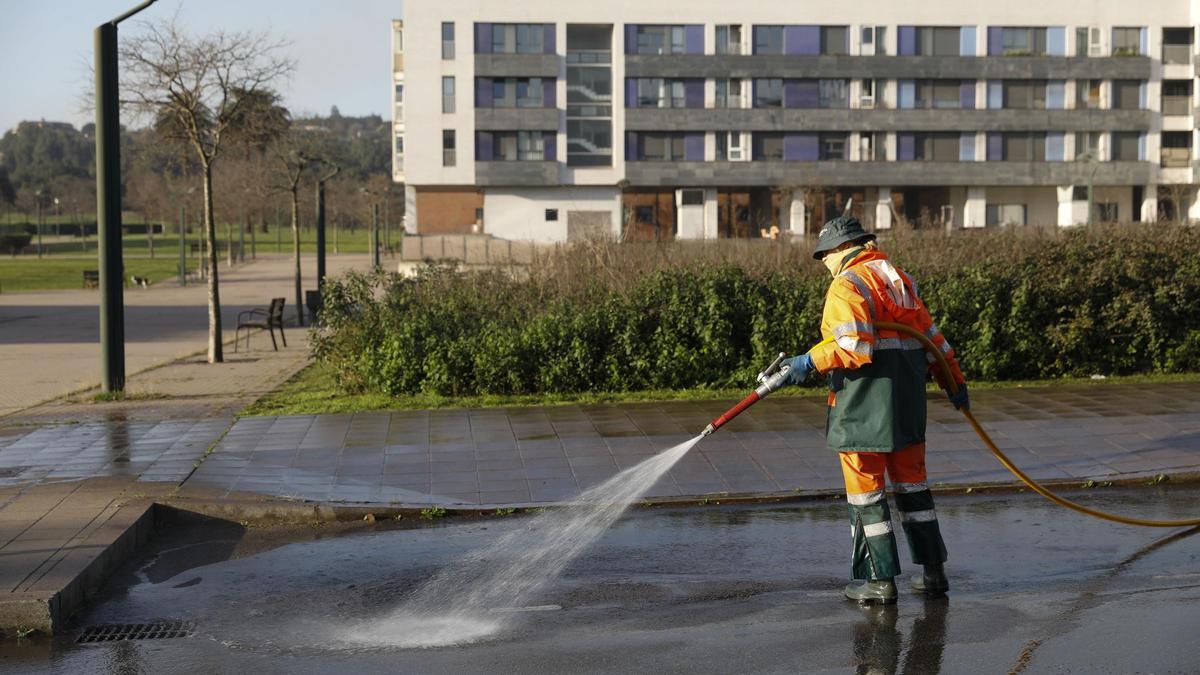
[876,321,1200,529]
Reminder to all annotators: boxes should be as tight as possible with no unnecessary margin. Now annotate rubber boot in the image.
[844,578,897,605]
[910,563,949,597]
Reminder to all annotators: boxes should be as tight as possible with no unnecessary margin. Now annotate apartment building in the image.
[392,2,1200,241]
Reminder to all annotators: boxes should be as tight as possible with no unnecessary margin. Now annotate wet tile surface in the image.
[181,382,1200,506]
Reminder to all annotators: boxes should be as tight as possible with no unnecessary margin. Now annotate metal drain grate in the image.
[77,620,194,643]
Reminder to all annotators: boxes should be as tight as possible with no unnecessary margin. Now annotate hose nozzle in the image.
[701,423,715,438]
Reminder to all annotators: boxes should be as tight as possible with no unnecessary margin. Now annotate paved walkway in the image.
[181,381,1200,506]
[0,253,373,418]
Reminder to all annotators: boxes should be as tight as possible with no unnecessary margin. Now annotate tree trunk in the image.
[203,163,223,363]
[291,188,304,327]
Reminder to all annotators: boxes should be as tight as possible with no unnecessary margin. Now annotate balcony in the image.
[475,108,559,131]
[476,161,560,186]
[622,107,1153,133]
[622,160,1154,187]
[1162,96,1192,116]
[1162,147,1191,168]
[1163,44,1193,65]
[623,54,1151,80]
[475,54,560,78]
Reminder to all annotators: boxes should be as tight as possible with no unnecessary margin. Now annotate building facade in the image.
[392,2,1200,241]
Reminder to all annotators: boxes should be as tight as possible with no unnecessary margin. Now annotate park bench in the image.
[83,270,100,289]
[235,297,287,352]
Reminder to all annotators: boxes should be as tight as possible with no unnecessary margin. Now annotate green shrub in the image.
[312,225,1200,396]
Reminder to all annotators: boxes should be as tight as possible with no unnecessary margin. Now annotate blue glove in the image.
[782,353,815,386]
[947,382,969,411]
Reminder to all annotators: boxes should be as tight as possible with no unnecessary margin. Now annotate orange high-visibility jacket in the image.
[808,248,965,452]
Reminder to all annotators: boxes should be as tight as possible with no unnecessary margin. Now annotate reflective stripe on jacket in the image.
[809,249,965,452]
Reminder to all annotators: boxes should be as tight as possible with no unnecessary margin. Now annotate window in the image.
[1112,27,1141,56]
[490,24,547,54]
[819,79,848,108]
[633,78,689,108]
[716,131,744,160]
[752,132,784,160]
[394,83,404,107]
[820,133,847,160]
[567,24,613,167]
[986,204,1027,226]
[1072,185,1089,201]
[1074,131,1100,159]
[716,79,744,108]
[861,78,877,108]
[916,27,960,56]
[442,129,456,166]
[516,77,543,108]
[635,206,654,224]
[999,27,1048,56]
[915,80,962,109]
[1161,131,1191,167]
[394,26,404,53]
[716,25,742,54]
[545,209,559,221]
[1112,80,1142,110]
[1075,27,1088,57]
[1096,203,1118,222]
[1163,28,1194,65]
[636,25,685,54]
[1163,80,1193,116]
[754,78,784,108]
[442,76,455,113]
[442,22,454,59]
[680,190,704,206]
[1001,132,1047,161]
[1111,131,1141,161]
[821,26,848,55]
[640,133,685,161]
[754,26,784,55]
[913,132,960,161]
[1075,80,1101,109]
[475,207,484,223]
[567,67,611,117]
[1003,80,1047,109]
[873,132,887,161]
[517,131,545,160]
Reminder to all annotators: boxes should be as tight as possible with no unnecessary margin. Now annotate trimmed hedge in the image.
[312,226,1200,396]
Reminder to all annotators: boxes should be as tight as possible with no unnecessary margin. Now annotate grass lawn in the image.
[7,223,395,257]
[241,361,1200,417]
[0,258,185,292]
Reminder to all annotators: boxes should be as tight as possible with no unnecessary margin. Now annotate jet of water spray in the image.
[341,435,704,648]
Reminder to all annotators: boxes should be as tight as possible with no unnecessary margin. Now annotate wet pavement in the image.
[182,382,1200,506]
[4,485,1198,674]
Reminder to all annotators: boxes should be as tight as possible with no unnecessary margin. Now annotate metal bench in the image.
[234,297,287,351]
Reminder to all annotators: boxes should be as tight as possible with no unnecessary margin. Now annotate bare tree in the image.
[269,129,313,327]
[120,17,292,363]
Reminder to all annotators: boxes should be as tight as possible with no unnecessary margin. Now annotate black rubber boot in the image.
[910,563,949,597]
[844,579,898,605]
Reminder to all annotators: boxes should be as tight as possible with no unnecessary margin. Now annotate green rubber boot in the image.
[844,578,897,605]
[910,563,949,597]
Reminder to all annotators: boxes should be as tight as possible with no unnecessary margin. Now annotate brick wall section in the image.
[416,188,484,234]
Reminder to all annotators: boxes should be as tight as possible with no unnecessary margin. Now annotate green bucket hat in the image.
[812,216,875,260]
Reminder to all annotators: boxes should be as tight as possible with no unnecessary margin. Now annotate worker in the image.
[782,215,968,605]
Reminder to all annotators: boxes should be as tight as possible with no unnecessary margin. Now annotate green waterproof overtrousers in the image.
[850,490,947,580]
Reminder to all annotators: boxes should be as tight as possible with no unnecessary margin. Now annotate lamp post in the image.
[1075,150,1099,226]
[360,187,381,269]
[179,202,187,286]
[94,0,159,393]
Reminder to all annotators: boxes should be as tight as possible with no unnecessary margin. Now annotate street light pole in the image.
[371,203,380,269]
[94,0,158,393]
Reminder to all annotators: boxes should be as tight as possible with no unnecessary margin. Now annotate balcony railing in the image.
[1161,147,1191,167]
[1162,95,1192,116]
[1162,44,1192,65]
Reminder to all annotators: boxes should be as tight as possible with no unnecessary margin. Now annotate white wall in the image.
[482,187,621,242]
[987,186,1060,226]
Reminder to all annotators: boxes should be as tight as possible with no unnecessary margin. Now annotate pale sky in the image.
[0,0,404,133]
